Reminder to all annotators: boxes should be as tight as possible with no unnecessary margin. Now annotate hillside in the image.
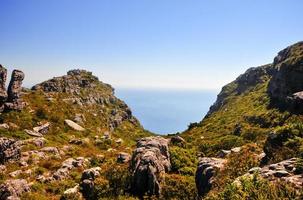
[180,41,303,199]
[0,69,151,199]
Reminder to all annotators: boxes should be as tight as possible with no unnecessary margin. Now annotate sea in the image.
[115,88,218,135]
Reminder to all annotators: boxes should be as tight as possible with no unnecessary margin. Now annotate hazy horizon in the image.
[1,0,303,90]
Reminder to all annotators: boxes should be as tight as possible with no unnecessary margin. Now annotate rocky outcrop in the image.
[117,152,131,163]
[0,137,21,164]
[5,70,25,111]
[195,157,226,197]
[80,167,101,199]
[207,64,274,116]
[0,65,7,111]
[268,42,303,112]
[235,158,303,189]
[0,179,30,200]
[0,66,25,112]
[130,136,171,197]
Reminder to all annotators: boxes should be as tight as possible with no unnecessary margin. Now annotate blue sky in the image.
[0,0,302,89]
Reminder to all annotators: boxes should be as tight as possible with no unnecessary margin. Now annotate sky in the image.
[0,0,303,90]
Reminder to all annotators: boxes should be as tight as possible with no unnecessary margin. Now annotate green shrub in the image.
[170,146,197,176]
[161,174,197,200]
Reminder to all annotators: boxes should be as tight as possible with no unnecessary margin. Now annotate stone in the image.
[102,131,110,140]
[170,136,186,145]
[130,136,171,197]
[115,138,123,144]
[64,119,85,131]
[0,123,9,130]
[33,122,50,134]
[74,114,85,124]
[69,139,83,145]
[0,179,30,200]
[9,170,22,178]
[81,167,101,181]
[195,157,226,197]
[217,150,231,158]
[5,70,25,111]
[0,137,21,164]
[25,129,43,137]
[117,152,131,163]
[80,179,94,200]
[0,65,8,109]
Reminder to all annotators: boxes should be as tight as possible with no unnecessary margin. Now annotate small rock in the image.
[33,122,50,134]
[274,170,290,178]
[115,138,123,144]
[0,123,9,130]
[25,129,43,137]
[64,119,85,131]
[117,152,131,163]
[9,170,22,178]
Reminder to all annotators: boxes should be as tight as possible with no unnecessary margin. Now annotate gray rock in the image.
[130,136,171,197]
[117,152,131,163]
[64,119,85,131]
[25,129,43,137]
[195,157,226,197]
[33,122,50,134]
[0,65,8,110]
[0,179,30,200]
[5,70,25,111]
[0,137,21,164]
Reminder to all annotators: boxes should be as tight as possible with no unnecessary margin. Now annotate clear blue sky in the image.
[0,0,302,89]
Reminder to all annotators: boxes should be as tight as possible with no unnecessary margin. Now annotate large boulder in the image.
[0,65,7,111]
[268,41,303,112]
[195,157,226,197]
[0,137,21,164]
[130,136,171,197]
[5,69,25,111]
[80,167,101,199]
[64,119,85,131]
[0,179,30,200]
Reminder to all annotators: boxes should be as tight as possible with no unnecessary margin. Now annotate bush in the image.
[206,175,300,200]
[161,174,197,200]
[170,147,197,176]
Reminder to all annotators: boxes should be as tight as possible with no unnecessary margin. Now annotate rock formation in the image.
[268,41,303,112]
[0,179,30,200]
[207,64,274,116]
[130,136,171,197]
[195,157,226,197]
[5,70,25,111]
[0,137,21,164]
[235,158,303,189]
[80,167,101,199]
[0,65,7,111]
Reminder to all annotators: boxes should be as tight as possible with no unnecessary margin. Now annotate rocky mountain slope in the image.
[180,41,303,199]
[0,68,151,199]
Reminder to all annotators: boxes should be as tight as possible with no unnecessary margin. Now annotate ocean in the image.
[115,88,218,135]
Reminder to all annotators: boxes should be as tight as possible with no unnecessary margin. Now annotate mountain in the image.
[0,68,151,200]
[180,41,303,199]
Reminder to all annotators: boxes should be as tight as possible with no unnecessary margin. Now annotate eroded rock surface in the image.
[130,136,171,197]
[0,65,7,110]
[195,157,226,197]
[0,137,21,164]
[0,179,30,200]
[268,41,303,112]
[5,70,25,111]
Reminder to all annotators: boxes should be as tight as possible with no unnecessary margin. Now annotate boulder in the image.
[117,152,131,163]
[5,70,25,111]
[0,65,8,109]
[64,119,85,131]
[80,167,101,199]
[195,157,226,197]
[0,137,21,164]
[170,136,186,145]
[33,122,50,134]
[0,179,30,200]
[130,136,171,197]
